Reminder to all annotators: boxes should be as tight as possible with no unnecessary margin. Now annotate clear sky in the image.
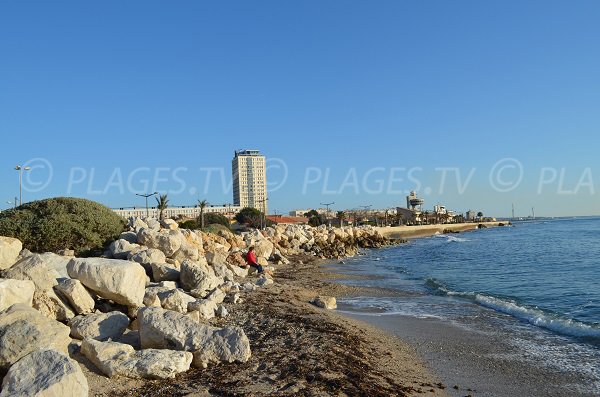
[1,1,599,217]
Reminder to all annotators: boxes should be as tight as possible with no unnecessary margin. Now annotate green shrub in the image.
[203,224,233,236]
[0,197,126,256]
[202,213,231,228]
[178,219,200,229]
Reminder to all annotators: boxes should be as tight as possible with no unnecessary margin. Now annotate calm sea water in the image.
[332,217,600,390]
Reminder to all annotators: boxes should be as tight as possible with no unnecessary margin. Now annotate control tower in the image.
[406,191,424,211]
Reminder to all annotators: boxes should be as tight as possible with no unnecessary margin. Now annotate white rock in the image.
[137,229,182,258]
[158,289,195,313]
[180,259,222,294]
[312,295,337,310]
[256,276,273,287]
[205,251,228,267]
[188,299,217,320]
[32,289,76,322]
[146,218,161,231]
[0,279,35,311]
[55,278,95,315]
[150,263,180,282]
[69,311,130,341]
[226,263,249,278]
[205,288,226,304]
[119,231,138,244]
[1,254,59,291]
[160,219,179,230]
[0,304,71,370]
[67,258,146,307]
[253,239,274,260]
[0,236,22,270]
[138,307,251,368]
[215,305,228,318]
[81,338,192,380]
[38,252,72,279]
[129,248,167,267]
[109,239,140,259]
[0,349,88,397]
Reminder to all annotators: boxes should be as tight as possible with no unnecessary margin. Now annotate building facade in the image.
[113,204,241,219]
[232,150,268,214]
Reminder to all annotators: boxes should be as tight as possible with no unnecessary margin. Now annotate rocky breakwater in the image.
[0,217,395,395]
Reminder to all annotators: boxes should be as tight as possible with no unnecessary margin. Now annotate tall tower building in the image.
[232,149,268,214]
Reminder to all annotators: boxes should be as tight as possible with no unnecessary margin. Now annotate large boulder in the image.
[150,263,180,282]
[81,338,192,380]
[187,299,217,320]
[38,252,72,279]
[137,229,183,258]
[0,349,88,397]
[108,239,140,259]
[180,259,222,294]
[0,304,71,370]
[138,307,251,368]
[129,248,166,267]
[312,295,337,310]
[253,239,274,260]
[1,254,59,291]
[32,289,76,322]
[0,279,35,311]
[55,279,95,315]
[0,236,22,270]
[157,289,196,314]
[67,258,146,307]
[69,311,130,341]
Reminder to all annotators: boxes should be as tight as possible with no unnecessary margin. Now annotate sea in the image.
[331,217,600,394]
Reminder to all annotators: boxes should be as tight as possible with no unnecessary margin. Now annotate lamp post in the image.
[136,192,158,218]
[320,202,335,227]
[14,165,31,206]
[258,198,269,229]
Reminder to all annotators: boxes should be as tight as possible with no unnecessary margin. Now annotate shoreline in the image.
[327,235,599,397]
[375,222,506,240]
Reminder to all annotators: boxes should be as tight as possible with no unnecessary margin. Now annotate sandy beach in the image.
[83,254,447,397]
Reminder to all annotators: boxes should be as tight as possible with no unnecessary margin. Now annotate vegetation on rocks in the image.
[0,197,126,256]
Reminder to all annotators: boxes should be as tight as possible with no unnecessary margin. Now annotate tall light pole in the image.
[258,198,269,229]
[136,192,158,218]
[14,165,31,206]
[320,202,335,227]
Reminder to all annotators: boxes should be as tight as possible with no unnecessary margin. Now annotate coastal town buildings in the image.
[465,210,477,221]
[113,204,241,219]
[232,149,268,215]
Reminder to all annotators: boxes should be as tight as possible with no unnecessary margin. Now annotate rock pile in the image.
[0,217,395,394]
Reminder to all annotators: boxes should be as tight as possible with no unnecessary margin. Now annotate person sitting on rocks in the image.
[245,246,265,274]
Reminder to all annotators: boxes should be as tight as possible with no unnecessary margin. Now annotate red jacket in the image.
[246,250,257,265]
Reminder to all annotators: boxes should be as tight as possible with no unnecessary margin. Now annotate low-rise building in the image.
[113,204,242,219]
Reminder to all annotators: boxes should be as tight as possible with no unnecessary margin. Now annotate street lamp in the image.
[14,165,31,206]
[258,197,269,229]
[136,192,158,218]
[320,202,335,227]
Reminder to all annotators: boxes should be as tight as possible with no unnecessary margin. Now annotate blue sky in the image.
[1,1,599,217]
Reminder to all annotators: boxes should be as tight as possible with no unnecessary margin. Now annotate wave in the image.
[433,234,469,243]
[425,278,600,340]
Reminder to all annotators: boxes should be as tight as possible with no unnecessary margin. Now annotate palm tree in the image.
[477,211,484,221]
[337,211,345,228]
[198,199,209,229]
[155,194,169,220]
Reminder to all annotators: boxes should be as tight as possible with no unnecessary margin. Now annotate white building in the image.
[232,150,268,214]
[113,204,241,219]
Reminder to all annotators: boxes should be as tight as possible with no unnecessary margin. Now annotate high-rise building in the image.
[232,149,268,214]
